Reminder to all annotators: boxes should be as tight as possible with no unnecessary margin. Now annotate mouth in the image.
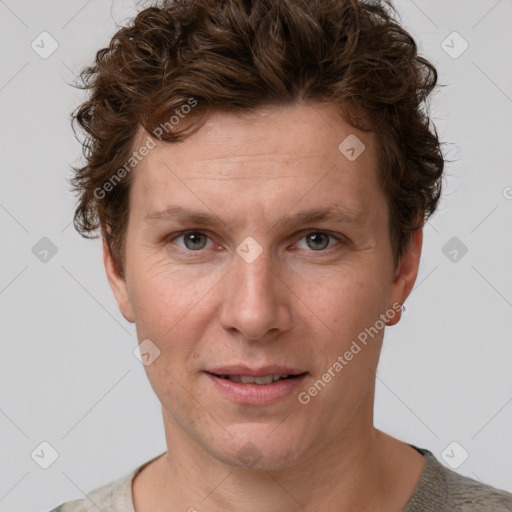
[207,373,306,385]
[204,366,308,405]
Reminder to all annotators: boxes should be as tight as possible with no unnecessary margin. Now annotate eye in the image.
[169,230,213,251]
[295,231,343,252]
[166,230,343,254]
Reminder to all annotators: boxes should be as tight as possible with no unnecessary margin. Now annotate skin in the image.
[104,101,425,511]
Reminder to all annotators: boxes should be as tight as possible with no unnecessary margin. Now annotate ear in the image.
[102,237,135,323]
[386,227,423,326]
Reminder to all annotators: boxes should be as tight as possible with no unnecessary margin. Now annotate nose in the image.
[219,245,293,341]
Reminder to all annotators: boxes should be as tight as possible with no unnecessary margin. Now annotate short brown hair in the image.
[70,0,444,276]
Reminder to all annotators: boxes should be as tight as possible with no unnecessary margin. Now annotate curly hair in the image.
[70,0,444,277]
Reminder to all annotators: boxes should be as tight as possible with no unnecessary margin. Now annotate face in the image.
[105,102,422,470]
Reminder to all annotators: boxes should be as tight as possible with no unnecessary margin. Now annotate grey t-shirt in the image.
[48,445,512,511]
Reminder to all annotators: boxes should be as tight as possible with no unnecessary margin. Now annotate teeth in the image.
[254,375,274,385]
[240,375,258,384]
[221,374,290,384]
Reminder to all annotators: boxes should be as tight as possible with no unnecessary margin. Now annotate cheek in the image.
[297,265,388,401]
[303,278,384,408]
[129,253,194,318]
[301,266,386,343]
[127,256,219,354]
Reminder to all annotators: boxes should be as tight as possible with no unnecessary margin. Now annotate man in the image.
[50,0,512,510]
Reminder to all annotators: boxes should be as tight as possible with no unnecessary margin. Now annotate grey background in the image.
[1,0,511,510]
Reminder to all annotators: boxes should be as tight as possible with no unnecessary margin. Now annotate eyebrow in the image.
[142,203,365,230]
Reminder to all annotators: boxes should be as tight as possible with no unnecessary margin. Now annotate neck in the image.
[137,406,419,512]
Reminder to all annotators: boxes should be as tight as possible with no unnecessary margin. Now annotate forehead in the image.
[129,102,383,225]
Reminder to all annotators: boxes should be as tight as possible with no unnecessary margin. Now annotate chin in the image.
[209,423,308,471]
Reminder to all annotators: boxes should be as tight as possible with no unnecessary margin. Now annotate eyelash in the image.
[165,230,345,256]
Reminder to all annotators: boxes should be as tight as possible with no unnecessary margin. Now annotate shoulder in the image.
[46,453,165,512]
[45,471,132,512]
[46,500,84,512]
[443,463,512,511]
[405,445,512,512]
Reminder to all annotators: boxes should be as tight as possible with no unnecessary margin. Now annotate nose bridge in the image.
[236,241,274,290]
[220,238,287,339]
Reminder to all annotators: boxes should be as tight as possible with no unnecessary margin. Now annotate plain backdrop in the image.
[0,0,511,510]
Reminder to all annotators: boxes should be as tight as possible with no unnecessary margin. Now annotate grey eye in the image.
[181,231,209,250]
[304,232,332,251]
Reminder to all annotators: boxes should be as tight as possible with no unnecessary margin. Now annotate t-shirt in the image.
[47,445,512,511]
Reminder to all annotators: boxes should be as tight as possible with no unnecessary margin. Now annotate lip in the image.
[207,365,306,377]
[205,366,308,405]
